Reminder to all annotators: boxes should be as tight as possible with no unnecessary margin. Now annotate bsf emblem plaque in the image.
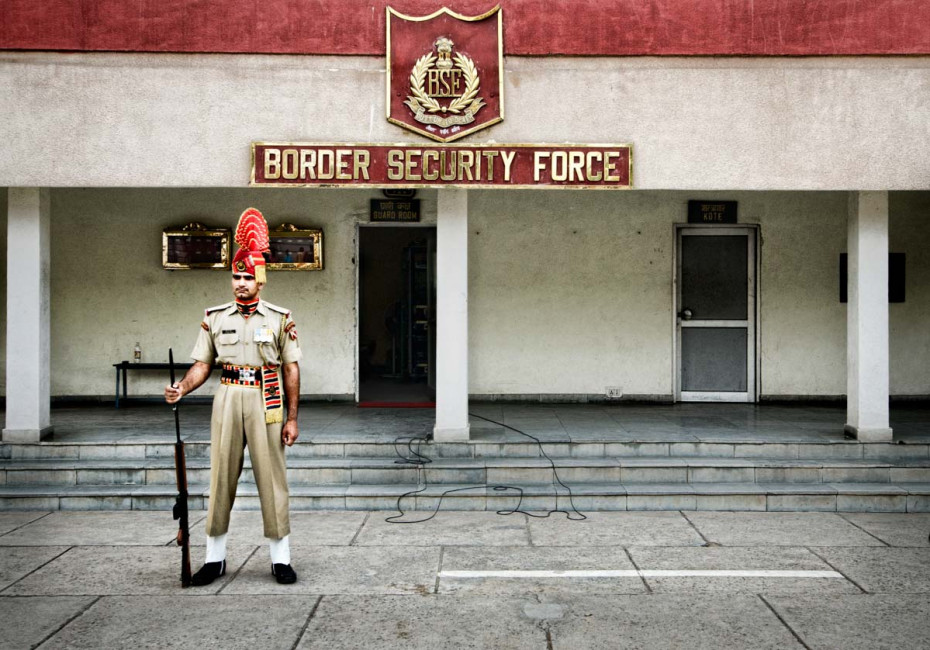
[387,6,503,143]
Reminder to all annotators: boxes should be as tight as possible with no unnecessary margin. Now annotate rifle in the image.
[170,348,192,588]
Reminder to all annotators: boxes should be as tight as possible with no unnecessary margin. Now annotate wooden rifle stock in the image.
[170,349,192,588]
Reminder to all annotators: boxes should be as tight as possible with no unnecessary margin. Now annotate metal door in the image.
[675,226,757,402]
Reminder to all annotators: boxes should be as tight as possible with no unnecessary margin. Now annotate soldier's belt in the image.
[221,363,264,387]
[220,363,284,424]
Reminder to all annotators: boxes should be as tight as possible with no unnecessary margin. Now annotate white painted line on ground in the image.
[641,570,843,578]
[442,570,640,578]
[440,569,844,579]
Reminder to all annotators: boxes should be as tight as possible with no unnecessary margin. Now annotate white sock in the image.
[268,535,290,565]
[205,533,227,563]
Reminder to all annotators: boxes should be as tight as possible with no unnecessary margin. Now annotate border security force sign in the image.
[249,5,633,189]
[386,6,503,143]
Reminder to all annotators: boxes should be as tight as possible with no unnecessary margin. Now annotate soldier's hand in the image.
[165,383,183,404]
[282,420,299,447]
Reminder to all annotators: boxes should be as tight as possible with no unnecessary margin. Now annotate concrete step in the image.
[2,456,930,487]
[4,439,929,462]
[1,482,928,513]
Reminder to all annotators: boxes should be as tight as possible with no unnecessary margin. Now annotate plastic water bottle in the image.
[133,342,142,363]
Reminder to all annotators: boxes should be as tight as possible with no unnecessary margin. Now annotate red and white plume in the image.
[235,207,270,254]
[232,208,270,283]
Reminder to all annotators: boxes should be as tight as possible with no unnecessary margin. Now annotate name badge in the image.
[254,327,275,343]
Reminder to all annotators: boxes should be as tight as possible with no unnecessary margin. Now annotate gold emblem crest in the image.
[404,38,486,128]
[387,6,503,143]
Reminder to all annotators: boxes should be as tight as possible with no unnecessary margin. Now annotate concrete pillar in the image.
[3,188,53,442]
[433,188,470,442]
[845,191,892,442]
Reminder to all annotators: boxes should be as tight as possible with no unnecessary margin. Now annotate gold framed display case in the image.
[162,222,231,270]
[267,223,324,271]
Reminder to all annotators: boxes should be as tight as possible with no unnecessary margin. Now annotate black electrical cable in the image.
[392,436,432,465]
[386,412,587,524]
[471,412,586,521]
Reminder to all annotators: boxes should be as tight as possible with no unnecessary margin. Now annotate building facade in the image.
[2,1,929,442]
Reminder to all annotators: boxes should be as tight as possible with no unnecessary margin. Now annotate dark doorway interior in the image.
[358,226,436,405]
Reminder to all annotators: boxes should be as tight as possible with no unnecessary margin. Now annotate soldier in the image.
[165,207,302,586]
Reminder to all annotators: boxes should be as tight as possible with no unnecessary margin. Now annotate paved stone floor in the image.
[16,401,930,443]
[1,510,929,649]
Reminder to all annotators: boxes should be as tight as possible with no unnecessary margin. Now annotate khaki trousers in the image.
[205,383,290,538]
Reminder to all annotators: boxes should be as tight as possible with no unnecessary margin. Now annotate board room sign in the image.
[251,143,632,189]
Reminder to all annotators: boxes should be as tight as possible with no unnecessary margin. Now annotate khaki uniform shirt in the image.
[191,300,303,367]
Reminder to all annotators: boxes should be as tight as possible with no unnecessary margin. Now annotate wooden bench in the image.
[112,361,219,407]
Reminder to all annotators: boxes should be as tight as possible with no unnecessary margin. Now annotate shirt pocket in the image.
[217,332,239,347]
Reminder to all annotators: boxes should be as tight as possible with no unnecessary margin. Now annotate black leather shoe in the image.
[191,560,226,586]
[272,563,297,584]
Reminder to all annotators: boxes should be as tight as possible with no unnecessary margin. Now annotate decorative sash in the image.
[262,366,283,424]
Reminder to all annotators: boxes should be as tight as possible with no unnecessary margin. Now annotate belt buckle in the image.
[239,367,256,383]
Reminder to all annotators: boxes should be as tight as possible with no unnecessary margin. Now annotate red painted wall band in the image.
[2,0,929,56]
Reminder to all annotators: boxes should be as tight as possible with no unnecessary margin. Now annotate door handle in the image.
[677,308,693,321]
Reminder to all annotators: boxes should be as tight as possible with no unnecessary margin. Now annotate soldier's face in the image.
[231,273,261,301]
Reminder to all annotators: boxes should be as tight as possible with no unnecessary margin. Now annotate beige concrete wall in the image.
[46,187,437,398]
[10,187,927,400]
[0,187,6,395]
[468,190,675,397]
[467,190,857,399]
[890,192,930,396]
[2,53,929,190]
[752,192,849,397]
[467,190,930,399]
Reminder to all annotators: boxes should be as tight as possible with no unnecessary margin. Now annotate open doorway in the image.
[358,226,436,406]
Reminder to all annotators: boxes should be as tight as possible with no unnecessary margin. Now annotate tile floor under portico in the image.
[11,401,930,446]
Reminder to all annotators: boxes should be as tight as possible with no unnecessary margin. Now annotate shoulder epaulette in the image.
[262,301,290,316]
[205,302,233,315]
